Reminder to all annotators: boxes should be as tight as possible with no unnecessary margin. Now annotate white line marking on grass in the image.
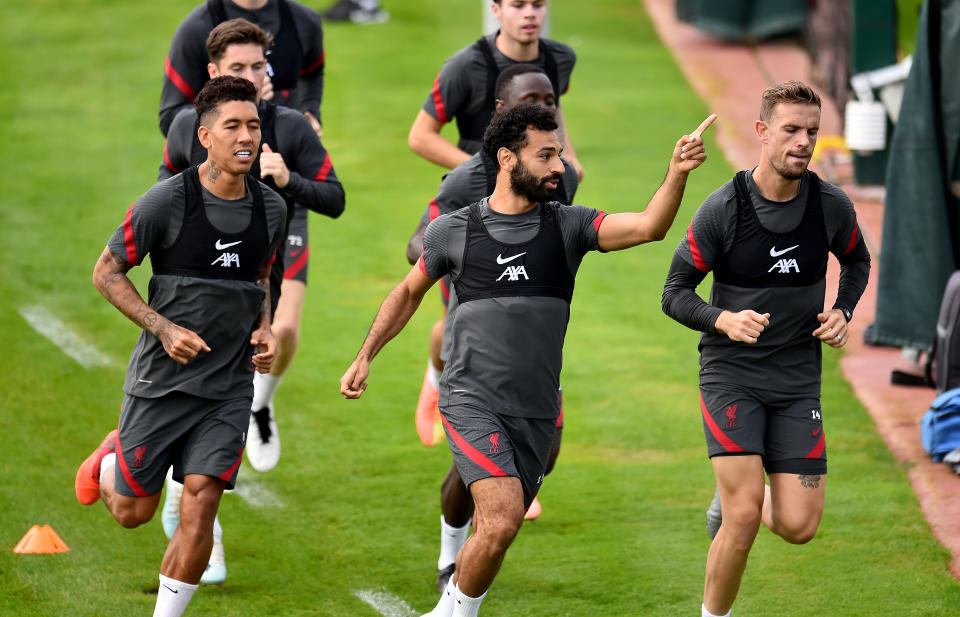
[19,304,112,368]
[353,590,418,617]
[231,473,284,508]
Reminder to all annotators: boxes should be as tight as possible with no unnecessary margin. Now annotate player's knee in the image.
[483,517,522,553]
[112,502,153,529]
[723,501,763,543]
[775,515,820,544]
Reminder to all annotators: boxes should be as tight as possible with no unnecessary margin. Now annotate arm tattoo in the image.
[94,248,166,337]
[798,474,821,489]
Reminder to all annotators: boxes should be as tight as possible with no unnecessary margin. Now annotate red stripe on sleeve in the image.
[439,275,450,302]
[114,436,149,497]
[163,141,181,174]
[593,211,607,233]
[805,432,826,459]
[687,222,708,271]
[440,414,508,477]
[700,392,744,453]
[283,246,310,279]
[431,73,449,124]
[123,202,139,265]
[299,49,325,76]
[418,254,428,276]
[843,224,859,255]
[164,56,197,101]
[429,198,440,221]
[218,448,244,482]
[267,247,277,268]
[313,152,332,181]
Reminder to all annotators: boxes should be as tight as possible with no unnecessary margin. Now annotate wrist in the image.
[714,310,729,334]
[666,163,689,182]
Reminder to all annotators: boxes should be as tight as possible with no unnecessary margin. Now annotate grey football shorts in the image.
[699,383,827,475]
[440,404,556,509]
[114,391,249,497]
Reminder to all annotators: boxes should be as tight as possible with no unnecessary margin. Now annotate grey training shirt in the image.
[421,198,604,419]
[107,174,287,400]
[661,169,870,395]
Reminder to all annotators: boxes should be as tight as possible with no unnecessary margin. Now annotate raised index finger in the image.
[690,114,718,139]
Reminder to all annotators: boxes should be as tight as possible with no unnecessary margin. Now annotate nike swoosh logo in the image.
[769,244,799,257]
[215,239,243,250]
[812,426,822,436]
[289,248,305,258]
[496,252,526,265]
[162,584,179,594]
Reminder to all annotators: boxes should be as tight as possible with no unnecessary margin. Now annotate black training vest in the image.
[714,170,829,288]
[455,202,574,304]
[479,151,567,205]
[151,166,269,283]
[206,0,303,92]
[456,32,561,150]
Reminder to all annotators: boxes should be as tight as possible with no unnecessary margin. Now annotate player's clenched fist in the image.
[158,322,211,364]
[259,143,290,188]
[715,309,771,344]
[250,327,276,373]
[340,358,370,399]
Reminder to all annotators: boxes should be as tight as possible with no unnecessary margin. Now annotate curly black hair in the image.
[195,75,258,127]
[481,101,558,164]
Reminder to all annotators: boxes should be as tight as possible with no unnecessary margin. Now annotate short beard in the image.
[771,155,807,181]
[510,159,560,203]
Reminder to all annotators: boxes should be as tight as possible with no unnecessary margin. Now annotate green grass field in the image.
[1,1,958,615]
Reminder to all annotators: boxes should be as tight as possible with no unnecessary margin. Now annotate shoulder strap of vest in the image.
[182,165,202,209]
[468,200,484,224]
[474,34,500,115]
[732,170,750,203]
[804,170,822,202]
[539,40,561,99]
[206,0,227,25]
[245,173,265,211]
[276,0,294,24]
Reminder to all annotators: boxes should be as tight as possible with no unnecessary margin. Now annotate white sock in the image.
[153,574,197,617]
[702,603,731,617]
[438,515,470,569]
[251,372,284,410]
[427,360,440,390]
[452,584,486,617]
[423,576,456,617]
[212,514,223,541]
[99,453,117,484]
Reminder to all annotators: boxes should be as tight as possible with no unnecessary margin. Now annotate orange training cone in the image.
[13,524,70,554]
